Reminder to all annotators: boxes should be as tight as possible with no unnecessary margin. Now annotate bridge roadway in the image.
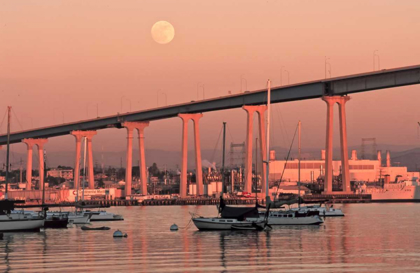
[1,64,419,145]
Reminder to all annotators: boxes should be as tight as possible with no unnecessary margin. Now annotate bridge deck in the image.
[1,64,419,145]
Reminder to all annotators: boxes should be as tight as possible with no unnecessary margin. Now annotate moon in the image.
[151,21,175,44]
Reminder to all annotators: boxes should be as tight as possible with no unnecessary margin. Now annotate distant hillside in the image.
[0,144,419,171]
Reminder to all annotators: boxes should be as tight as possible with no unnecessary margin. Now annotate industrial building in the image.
[269,150,419,184]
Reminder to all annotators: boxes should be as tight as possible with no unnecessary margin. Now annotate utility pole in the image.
[222,122,226,194]
[5,106,11,199]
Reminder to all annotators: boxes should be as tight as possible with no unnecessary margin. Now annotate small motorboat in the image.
[81,226,110,231]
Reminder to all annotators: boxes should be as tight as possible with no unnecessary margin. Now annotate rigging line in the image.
[210,125,223,165]
[274,104,289,144]
[227,125,235,143]
[11,108,24,131]
[274,122,299,198]
[274,105,287,148]
[0,108,8,134]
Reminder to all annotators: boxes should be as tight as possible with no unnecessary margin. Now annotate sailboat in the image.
[0,106,45,232]
[243,84,323,225]
[192,90,271,231]
[78,137,123,222]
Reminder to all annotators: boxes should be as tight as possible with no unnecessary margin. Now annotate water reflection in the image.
[0,204,419,272]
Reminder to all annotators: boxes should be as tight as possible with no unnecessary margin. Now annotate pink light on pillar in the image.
[71,133,83,190]
[22,139,36,190]
[256,106,267,195]
[123,123,135,197]
[178,113,204,198]
[123,121,150,197]
[179,115,189,198]
[322,96,338,193]
[243,105,267,194]
[338,96,351,193]
[322,95,352,193]
[87,136,95,189]
[192,114,204,196]
[136,122,150,195]
[71,131,97,190]
[242,106,256,193]
[35,139,48,191]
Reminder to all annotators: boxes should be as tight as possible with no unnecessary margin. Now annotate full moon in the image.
[151,21,175,44]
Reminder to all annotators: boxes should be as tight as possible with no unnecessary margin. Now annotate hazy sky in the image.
[1,0,420,165]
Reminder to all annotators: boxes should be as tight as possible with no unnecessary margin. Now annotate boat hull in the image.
[0,218,45,232]
[247,216,323,225]
[44,218,69,228]
[193,218,258,230]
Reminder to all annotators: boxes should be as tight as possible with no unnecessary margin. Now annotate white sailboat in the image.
[0,106,45,232]
[252,83,323,225]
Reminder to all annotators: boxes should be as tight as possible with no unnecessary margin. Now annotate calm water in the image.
[0,203,420,272]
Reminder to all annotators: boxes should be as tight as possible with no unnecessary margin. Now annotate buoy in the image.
[113,230,128,238]
[170,224,178,231]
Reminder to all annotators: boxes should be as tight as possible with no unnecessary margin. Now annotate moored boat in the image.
[0,201,45,232]
[82,210,124,221]
[290,204,344,217]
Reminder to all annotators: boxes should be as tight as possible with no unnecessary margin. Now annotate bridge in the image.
[2,64,420,198]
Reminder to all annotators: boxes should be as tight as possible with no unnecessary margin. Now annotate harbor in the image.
[2,0,420,271]
[1,204,419,272]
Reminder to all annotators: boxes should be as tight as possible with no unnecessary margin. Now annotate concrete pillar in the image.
[192,114,204,196]
[71,131,97,190]
[242,106,256,193]
[35,139,48,191]
[136,122,150,196]
[338,96,351,193]
[178,113,204,197]
[321,150,326,160]
[322,96,337,193]
[122,121,151,196]
[72,133,83,190]
[22,139,36,190]
[178,114,189,198]
[256,106,267,195]
[386,150,391,167]
[122,123,135,197]
[87,136,95,189]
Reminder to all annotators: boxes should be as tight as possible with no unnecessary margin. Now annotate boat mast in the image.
[5,106,11,200]
[265,80,271,203]
[298,120,301,209]
[42,150,46,207]
[255,137,258,203]
[82,136,87,201]
[222,122,226,195]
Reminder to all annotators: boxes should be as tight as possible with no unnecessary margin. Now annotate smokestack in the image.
[377,150,382,166]
[386,150,391,167]
[351,150,358,160]
[269,150,276,161]
[321,150,326,160]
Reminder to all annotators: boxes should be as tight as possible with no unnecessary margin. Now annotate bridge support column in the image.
[192,114,204,196]
[36,139,48,191]
[71,131,97,190]
[22,139,36,190]
[322,96,351,193]
[137,122,150,196]
[243,105,267,194]
[122,121,150,197]
[86,135,95,189]
[123,124,134,197]
[178,113,204,198]
[256,106,267,196]
[243,106,255,194]
[338,96,351,193]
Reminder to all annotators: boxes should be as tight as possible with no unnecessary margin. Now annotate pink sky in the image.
[0,0,420,161]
